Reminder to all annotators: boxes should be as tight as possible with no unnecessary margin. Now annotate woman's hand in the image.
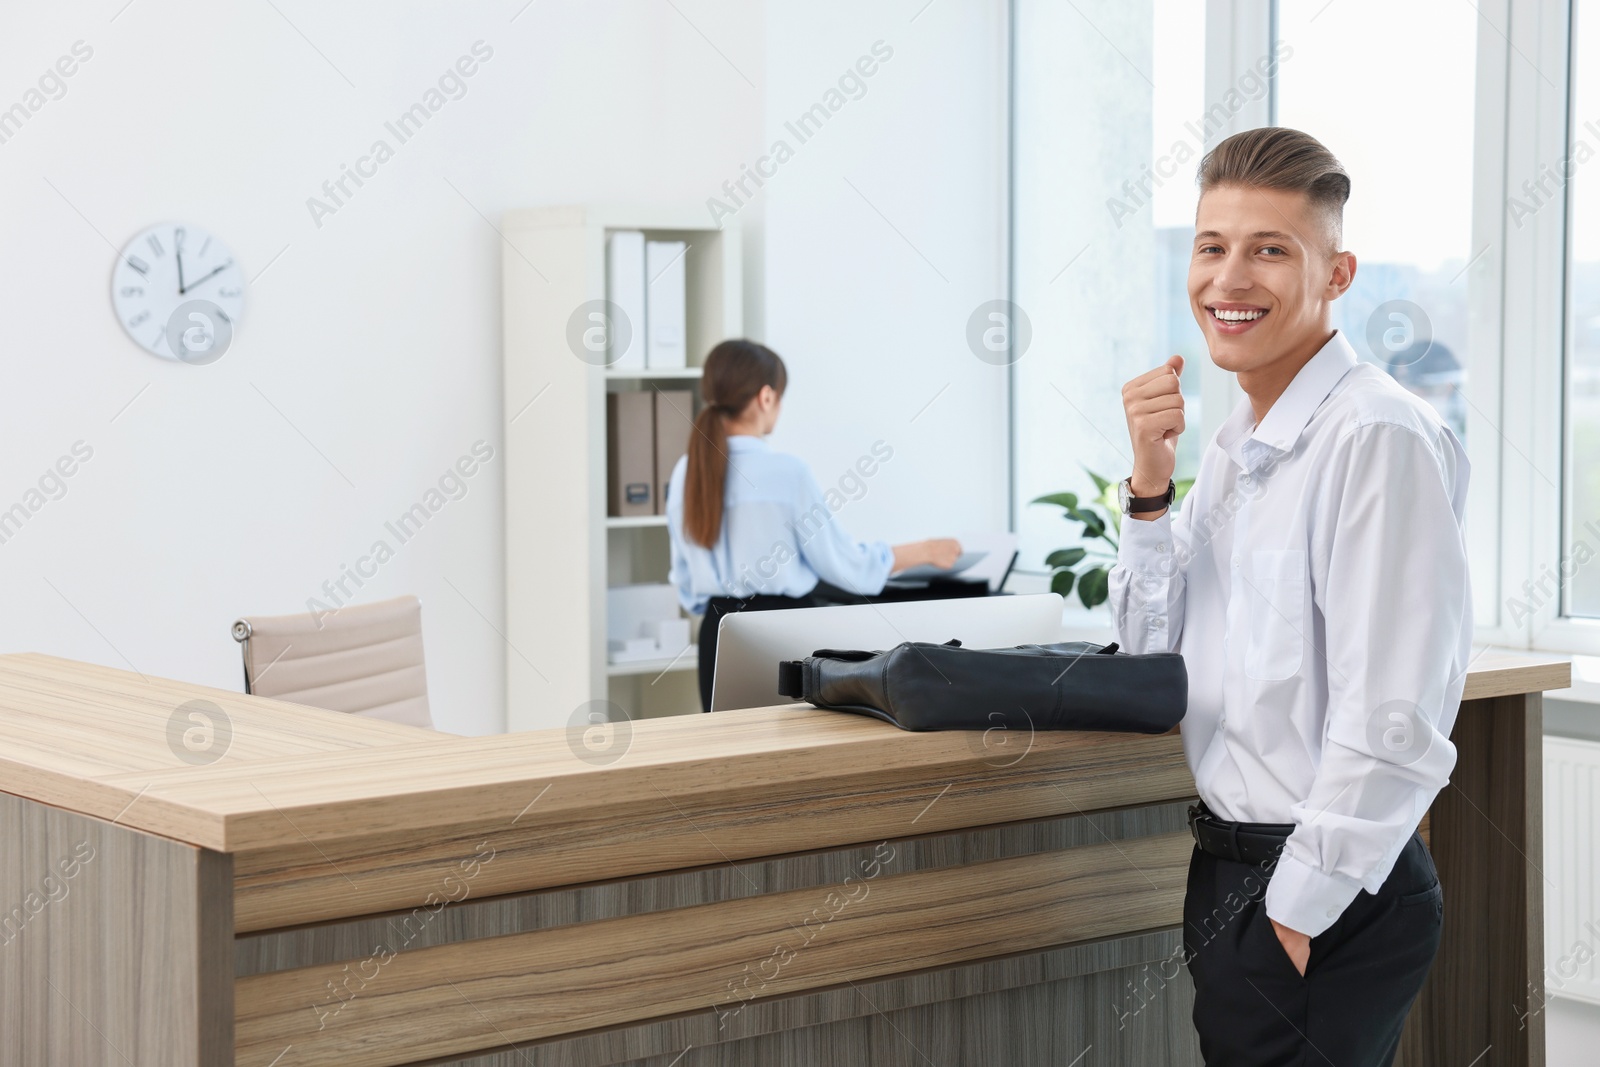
[921,538,963,569]
[890,538,964,574]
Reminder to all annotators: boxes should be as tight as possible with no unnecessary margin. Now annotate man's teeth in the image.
[1212,308,1266,322]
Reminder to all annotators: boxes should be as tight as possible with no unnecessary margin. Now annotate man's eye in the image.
[1198,245,1223,254]
[1260,246,1286,256]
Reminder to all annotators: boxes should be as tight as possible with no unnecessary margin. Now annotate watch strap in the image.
[1123,478,1174,514]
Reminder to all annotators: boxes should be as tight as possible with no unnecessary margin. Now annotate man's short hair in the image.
[1197,127,1350,249]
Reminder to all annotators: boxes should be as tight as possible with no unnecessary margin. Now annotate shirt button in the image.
[1156,542,1167,552]
[1231,555,1241,568]
[1326,907,1338,918]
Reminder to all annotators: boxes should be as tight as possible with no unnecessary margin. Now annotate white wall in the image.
[760,1,1012,546]
[0,0,1006,733]
[0,0,765,734]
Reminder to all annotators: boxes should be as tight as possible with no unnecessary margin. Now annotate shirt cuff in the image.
[1264,850,1363,938]
[869,540,895,590]
[1116,509,1176,574]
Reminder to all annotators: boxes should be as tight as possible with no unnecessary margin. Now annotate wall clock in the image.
[111,223,243,364]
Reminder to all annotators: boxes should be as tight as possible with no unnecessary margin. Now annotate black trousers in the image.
[697,592,818,712]
[1182,832,1443,1066]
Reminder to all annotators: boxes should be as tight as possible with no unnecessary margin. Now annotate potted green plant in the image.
[1032,467,1194,608]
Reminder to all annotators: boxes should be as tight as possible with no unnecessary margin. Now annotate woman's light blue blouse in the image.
[666,435,894,615]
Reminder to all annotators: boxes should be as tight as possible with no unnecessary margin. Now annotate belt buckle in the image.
[1187,803,1204,847]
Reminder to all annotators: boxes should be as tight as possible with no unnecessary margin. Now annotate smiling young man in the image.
[1108,127,1472,1065]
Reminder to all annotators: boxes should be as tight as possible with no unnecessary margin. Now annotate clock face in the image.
[111,223,244,364]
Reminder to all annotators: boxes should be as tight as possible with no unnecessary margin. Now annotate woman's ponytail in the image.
[684,404,729,547]
[683,339,787,548]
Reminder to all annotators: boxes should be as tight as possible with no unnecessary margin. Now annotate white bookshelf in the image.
[605,514,669,530]
[605,646,700,678]
[502,205,741,731]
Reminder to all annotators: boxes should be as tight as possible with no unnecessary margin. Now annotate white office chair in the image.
[231,595,435,729]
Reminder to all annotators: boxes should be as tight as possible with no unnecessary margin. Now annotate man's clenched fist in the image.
[1120,355,1185,514]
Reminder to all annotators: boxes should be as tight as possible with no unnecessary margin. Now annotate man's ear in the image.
[1325,250,1357,300]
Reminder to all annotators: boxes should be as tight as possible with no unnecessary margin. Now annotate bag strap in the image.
[777,638,973,701]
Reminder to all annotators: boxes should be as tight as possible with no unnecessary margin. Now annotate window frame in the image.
[1530,0,1600,653]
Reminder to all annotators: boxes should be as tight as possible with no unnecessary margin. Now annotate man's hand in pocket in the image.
[1270,917,1311,976]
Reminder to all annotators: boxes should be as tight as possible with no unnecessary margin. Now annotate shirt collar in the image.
[1216,330,1359,472]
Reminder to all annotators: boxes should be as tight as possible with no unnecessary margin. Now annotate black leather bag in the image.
[777,640,1186,734]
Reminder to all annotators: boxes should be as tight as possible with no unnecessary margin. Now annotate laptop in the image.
[709,592,1065,712]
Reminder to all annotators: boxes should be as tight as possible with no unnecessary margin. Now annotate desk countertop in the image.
[0,648,1569,856]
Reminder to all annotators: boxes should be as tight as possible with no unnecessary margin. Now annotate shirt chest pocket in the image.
[1243,548,1308,682]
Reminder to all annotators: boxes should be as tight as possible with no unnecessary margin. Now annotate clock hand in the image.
[180,260,232,295]
[176,249,187,295]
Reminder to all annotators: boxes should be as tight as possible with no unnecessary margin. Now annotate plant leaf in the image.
[1077,566,1110,608]
[1050,569,1076,598]
[1031,492,1079,510]
[1175,477,1195,505]
[1045,547,1087,568]
[1086,468,1111,494]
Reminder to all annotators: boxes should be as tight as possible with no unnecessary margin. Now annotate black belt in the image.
[1187,802,1294,866]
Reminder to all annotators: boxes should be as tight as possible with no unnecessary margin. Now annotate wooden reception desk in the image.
[0,650,1570,1067]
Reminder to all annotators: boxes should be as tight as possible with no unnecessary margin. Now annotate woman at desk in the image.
[667,339,962,712]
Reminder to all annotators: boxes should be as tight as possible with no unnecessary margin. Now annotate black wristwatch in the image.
[1118,477,1175,515]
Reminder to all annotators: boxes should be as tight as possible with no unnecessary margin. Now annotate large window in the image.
[1275,0,1479,447]
[1012,0,1600,651]
[1569,0,1600,618]
[1010,0,1205,613]
[1271,0,1495,629]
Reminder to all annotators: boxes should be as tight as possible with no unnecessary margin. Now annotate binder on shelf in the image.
[606,392,655,516]
[605,231,647,371]
[653,389,695,514]
[645,239,687,369]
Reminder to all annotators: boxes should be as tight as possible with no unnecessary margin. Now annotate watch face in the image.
[111,223,244,363]
[1117,478,1132,514]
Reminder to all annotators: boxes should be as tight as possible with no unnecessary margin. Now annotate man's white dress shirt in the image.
[1109,330,1472,938]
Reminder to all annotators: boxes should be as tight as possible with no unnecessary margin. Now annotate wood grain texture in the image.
[224,731,1193,931]
[0,652,438,779]
[233,831,1195,1067]
[412,929,1196,1067]
[1398,692,1545,1067]
[96,710,1194,852]
[594,969,1198,1067]
[1459,650,1570,703]
[236,802,1194,974]
[0,792,234,1067]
